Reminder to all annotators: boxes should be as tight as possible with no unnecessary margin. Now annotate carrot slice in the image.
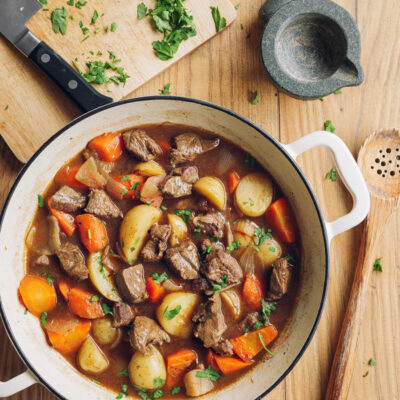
[206,349,220,372]
[146,277,165,303]
[166,349,197,388]
[55,163,87,189]
[48,198,76,237]
[88,132,123,162]
[58,281,71,301]
[46,319,91,354]
[158,139,171,155]
[76,214,108,253]
[112,174,143,200]
[242,273,265,310]
[18,275,57,316]
[228,171,241,194]
[214,355,252,374]
[67,287,105,319]
[230,325,278,362]
[265,198,298,243]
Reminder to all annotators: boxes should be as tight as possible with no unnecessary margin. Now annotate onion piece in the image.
[162,279,183,292]
[141,175,164,198]
[75,157,107,188]
[239,247,263,275]
[216,148,236,175]
[106,177,127,200]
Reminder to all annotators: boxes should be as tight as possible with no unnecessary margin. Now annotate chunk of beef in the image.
[191,277,211,294]
[192,294,227,348]
[190,212,225,239]
[55,241,88,280]
[113,302,136,327]
[33,254,50,268]
[201,248,243,286]
[122,129,162,161]
[85,189,122,219]
[200,239,224,253]
[238,312,264,332]
[141,224,171,262]
[165,240,200,280]
[130,316,170,355]
[160,166,199,198]
[50,185,86,213]
[212,339,234,356]
[115,264,148,304]
[170,133,219,164]
[266,258,292,301]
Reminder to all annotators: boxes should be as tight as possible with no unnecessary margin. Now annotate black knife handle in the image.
[29,41,113,112]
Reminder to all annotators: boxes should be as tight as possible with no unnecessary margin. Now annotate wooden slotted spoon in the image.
[326,128,400,400]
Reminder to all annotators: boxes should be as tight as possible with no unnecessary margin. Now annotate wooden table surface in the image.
[0,0,399,399]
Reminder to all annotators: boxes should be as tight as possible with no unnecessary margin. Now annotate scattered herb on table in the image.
[51,8,68,35]
[240,23,244,30]
[160,83,171,95]
[174,208,192,222]
[4,105,9,111]
[368,358,376,366]
[40,312,48,327]
[24,309,29,315]
[75,1,87,9]
[324,119,336,133]
[163,305,181,320]
[137,2,147,20]
[373,258,383,272]
[334,89,342,94]
[39,0,48,4]
[81,35,90,42]
[91,10,99,24]
[171,386,181,394]
[363,371,369,377]
[92,379,100,384]
[325,168,337,181]
[320,97,325,101]
[152,272,170,284]
[235,3,240,10]
[251,90,259,105]
[106,22,117,33]
[196,365,220,381]
[66,0,74,5]
[211,6,226,32]
[246,33,251,39]
[37,194,44,208]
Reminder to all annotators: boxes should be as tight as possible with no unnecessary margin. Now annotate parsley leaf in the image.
[110,22,117,32]
[254,227,272,248]
[4,105,9,111]
[258,332,274,356]
[153,390,164,399]
[75,0,87,9]
[137,3,148,20]
[196,366,220,382]
[51,8,68,35]
[210,6,226,32]
[373,258,383,272]
[90,295,101,303]
[251,90,259,105]
[174,208,192,222]
[118,369,129,376]
[261,299,277,319]
[91,10,98,24]
[120,175,131,181]
[245,152,256,166]
[153,378,165,389]
[116,383,128,399]
[334,89,342,94]
[152,272,170,284]
[284,254,295,263]
[159,83,171,95]
[226,240,240,252]
[253,321,264,329]
[202,245,213,255]
[324,120,336,133]
[130,182,141,199]
[368,358,376,366]
[37,194,44,208]
[161,205,167,211]
[66,0,74,5]
[234,3,240,9]
[39,0,48,4]
[325,168,337,181]
[171,386,181,394]
[163,305,181,320]
[212,274,228,291]
[102,303,113,316]
[40,312,48,327]
[194,226,202,236]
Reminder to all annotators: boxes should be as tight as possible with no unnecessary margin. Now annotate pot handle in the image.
[284,131,370,242]
[0,370,37,397]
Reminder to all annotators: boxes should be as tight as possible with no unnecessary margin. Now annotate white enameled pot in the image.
[0,97,370,399]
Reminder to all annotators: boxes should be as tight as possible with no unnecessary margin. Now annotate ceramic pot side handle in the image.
[284,131,370,242]
[0,370,37,397]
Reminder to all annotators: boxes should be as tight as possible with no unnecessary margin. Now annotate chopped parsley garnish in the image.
[66,0,74,5]
[212,274,228,291]
[138,0,197,61]
[88,228,92,239]
[171,386,181,394]
[268,246,276,252]
[81,35,90,42]
[202,245,213,255]
[373,258,383,272]
[284,254,295,263]
[130,247,136,252]
[116,383,128,399]
[153,378,165,389]
[232,220,239,225]
[145,201,151,205]
[243,325,250,333]
[130,182,141,199]
[37,194,44,208]
[174,208,192,222]
[42,271,52,285]
[75,0,87,9]
[261,299,277,319]
[163,305,181,320]
[210,6,226,32]
[254,227,272,248]
[120,175,131,181]
[152,272,170,284]
[258,332,274,356]
[252,90,259,105]
[159,83,171,95]
[324,120,336,133]
[111,22,117,32]
[325,168,337,181]
[108,50,121,62]
[79,21,89,34]
[209,236,218,242]
[196,365,220,381]
[368,358,376,366]
[51,8,68,35]
[253,321,264,329]
[102,303,113,316]
[226,240,240,252]
[235,3,240,9]
[40,312,48,327]
[161,205,167,211]
[4,105,9,110]
[194,226,202,236]
[120,189,129,197]
[240,23,244,30]
[97,256,108,280]
[334,89,342,94]
[90,295,101,302]
[24,309,28,315]
[91,10,99,24]
[245,152,256,166]
[153,390,164,399]
[118,368,129,376]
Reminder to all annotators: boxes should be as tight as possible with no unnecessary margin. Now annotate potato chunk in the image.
[156,292,200,338]
[220,289,242,319]
[235,172,273,217]
[119,205,162,263]
[168,213,188,246]
[77,336,109,374]
[194,177,226,211]
[134,160,166,176]
[258,238,282,267]
[184,369,214,397]
[129,347,166,389]
[92,317,122,348]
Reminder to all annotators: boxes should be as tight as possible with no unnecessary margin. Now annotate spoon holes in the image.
[371,166,374,169]
[390,171,395,176]
[377,169,382,175]
[379,149,383,153]
[386,148,392,153]
[397,155,400,160]
[381,161,386,166]
[375,158,380,163]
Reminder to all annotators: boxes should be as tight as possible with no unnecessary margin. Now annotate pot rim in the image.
[0,95,329,400]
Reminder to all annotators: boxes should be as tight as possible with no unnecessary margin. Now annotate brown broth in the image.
[24,123,301,398]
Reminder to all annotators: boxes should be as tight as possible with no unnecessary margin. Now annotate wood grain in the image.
[0,0,236,162]
[1,0,400,399]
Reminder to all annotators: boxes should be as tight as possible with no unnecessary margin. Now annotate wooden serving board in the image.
[0,0,236,163]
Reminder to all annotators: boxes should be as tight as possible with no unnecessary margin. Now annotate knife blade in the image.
[0,0,113,112]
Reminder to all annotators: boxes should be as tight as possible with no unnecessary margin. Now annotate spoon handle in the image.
[325,197,393,400]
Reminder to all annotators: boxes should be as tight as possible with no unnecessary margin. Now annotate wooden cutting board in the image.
[0,0,236,163]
